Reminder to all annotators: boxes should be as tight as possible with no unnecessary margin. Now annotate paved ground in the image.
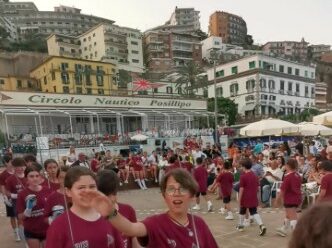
[0,188,290,248]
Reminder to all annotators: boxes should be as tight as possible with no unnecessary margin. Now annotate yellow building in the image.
[30,56,118,95]
[0,76,40,92]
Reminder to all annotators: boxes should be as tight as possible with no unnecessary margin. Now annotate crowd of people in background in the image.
[1,135,332,247]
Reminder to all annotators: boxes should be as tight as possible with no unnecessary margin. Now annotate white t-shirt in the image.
[264,167,283,183]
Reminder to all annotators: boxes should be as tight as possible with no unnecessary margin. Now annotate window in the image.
[131,41,138,45]
[96,75,104,86]
[17,80,22,88]
[61,72,69,84]
[268,80,275,89]
[246,80,255,92]
[0,79,4,84]
[279,65,284,73]
[63,86,69,93]
[98,89,104,95]
[287,67,292,74]
[61,63,68,71]
[311,87,315,97]
[44,76,47,84]
[132,59,139,63]
[216,70,224,77]
[166,87,173,94]
[249,61,256,69]
[295,68,300,76]
[305,86,309,96]
[216,87,223,97]
[311,72,315,78]
[231,66,238,74]
[53,86,56,92]
[280,80,285,90]
[230,83,239,95]
[131,50,139,54]
[177,87,182,94]
[260,78,266,88]
[288,82,292,91]
[51,72,55,80]
[305,70,308,77]
[86,88,92,94]
[76,87,82,94]
[296,83,300,92]
[153,88,158,93]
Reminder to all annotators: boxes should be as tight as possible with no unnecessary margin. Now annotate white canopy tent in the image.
[312,111,332,126]
[240,118,299,137]
[297,122,332,136]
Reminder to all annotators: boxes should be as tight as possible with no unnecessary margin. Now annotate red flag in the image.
[132,79,166,91]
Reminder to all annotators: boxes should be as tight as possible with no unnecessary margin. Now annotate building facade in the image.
[208,11,247,45]
[308,44,331,61]
[315,82,327,111]
[30,56,118,95]
[262,39,309,63]
[167,7,200,31]
[47,23,144,74]
[205,55,316,116]
[0,1,114,41]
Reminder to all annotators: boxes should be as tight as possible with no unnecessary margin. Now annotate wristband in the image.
[107,208,118,220]
[10,193,18,199]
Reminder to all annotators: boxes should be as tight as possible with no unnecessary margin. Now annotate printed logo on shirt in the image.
[167,238,177,248]
[107,234,114,246]
[74,240,89,248]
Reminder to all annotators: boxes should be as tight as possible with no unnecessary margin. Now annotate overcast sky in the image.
[13,0,332,45]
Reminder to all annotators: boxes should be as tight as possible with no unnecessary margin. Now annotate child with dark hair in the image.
[209,160,234,220]
[42,159,60,191]
[97,169,139,248]
[16,165,51,247]
[318,160,332,202]
[276,158,302,237]
[81,168,218,248]
[44,166,70,225]
[237,158,266,236]
[192,157,213,211]
[45,166,123,248]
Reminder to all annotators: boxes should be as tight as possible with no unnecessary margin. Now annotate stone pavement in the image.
[0,189,290,248]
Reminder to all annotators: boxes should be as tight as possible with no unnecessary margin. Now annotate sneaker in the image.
[119,182,123,186]
[276,227,287,237]
[225,213,234,220]
[192,204,201,210]
[14,231,21,242]
[207,202,213,212]
[219,207,226,214]
[243,219,250,227]
[236,225,244,232]
[124,180,129,184]
[259,225,267,236]
[155,179,158,183]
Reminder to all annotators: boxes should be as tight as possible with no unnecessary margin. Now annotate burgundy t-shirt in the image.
[280,172,302,205]
[194,166,208,192]
[118,203,137,248]
[216,171,234,197]
[5,174,27,195]
[0,170,13,186]
[117,159,126,169]
[44,191,68,220]
[165,163,180,173]
[16,186,50,235]
[320,173,332,201]
[239,171,259,208]
[45,210,124,248]
[138,213,218,248]
[40,179,60,192]
[181,161,193,173]
[90,159,99,173]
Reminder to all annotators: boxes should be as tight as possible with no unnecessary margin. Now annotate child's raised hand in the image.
[81,190,114,217]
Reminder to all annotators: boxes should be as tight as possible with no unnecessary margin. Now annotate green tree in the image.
[207,97,237,126]
[280,109,320,123]
[118,69,132,88]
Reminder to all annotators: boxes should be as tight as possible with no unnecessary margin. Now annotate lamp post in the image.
[210,49,219,145]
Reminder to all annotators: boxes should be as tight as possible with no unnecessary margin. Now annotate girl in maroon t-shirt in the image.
[45,166,124,248]
[276,158,302,237]
[42,159,60,192]
[44,166,71,225]
[16,165,50,247]
[85,168,219,248]
[127,152,147,190]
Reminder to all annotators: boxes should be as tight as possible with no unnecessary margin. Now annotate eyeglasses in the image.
[165,186,190,196]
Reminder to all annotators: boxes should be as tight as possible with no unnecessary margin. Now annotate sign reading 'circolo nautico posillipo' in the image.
[0,91,206,110]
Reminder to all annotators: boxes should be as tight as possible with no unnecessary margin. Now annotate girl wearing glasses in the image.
[82,168,219,248]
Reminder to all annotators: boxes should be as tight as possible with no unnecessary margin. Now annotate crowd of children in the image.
[1,136,332,247]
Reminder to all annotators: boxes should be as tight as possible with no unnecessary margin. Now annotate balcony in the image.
[287,91,293,96]
[295,92,300,97]
[279,90,285,95]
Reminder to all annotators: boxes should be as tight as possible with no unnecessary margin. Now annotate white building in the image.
[201,36,269,61]
[205,54,316,116]
[47,23,144,73]
[168,7,200,31]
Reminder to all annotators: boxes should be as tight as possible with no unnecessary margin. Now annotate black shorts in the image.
[284,204,299,208]
[11,199,18,217]
[5,204,16,218]
[223,196,231,204]
[239,207,257,215]
[195,192,207,197]
[24,230,46,241]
